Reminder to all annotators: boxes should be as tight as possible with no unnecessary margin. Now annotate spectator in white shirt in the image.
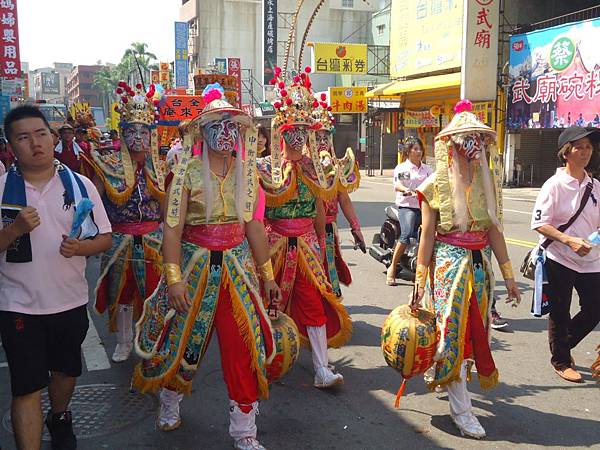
[387,137,432,285]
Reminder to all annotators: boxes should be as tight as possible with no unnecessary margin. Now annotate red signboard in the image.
[158,95,205,122]
[0,0,20,79]
[227,57,242,108]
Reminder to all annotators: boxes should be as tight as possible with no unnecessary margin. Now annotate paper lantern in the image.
[381,304,438,407]
[266,312,300,382]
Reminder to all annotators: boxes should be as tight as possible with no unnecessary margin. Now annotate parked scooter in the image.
[369,205,419,279]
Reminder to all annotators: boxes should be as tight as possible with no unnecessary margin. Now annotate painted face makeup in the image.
[203,119,239,153]
[123,123,151,153]
[458,133,483,160]
[282,127,308,152]
[315,130,331,153]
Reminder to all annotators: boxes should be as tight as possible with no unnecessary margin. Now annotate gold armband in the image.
[258,260,275,282]
[499,261,514,280]
[415,264,428,289]
[164,263,182,286]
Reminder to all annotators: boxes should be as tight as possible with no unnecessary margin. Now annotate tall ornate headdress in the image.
[114,81,160,127]
[434,99,503,231]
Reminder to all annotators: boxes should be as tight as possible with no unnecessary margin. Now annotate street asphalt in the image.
[1,177,598,450]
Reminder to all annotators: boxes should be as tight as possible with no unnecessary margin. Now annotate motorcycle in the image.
[368,205,419,279]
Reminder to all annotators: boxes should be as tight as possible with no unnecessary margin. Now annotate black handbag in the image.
[520,181,593,280]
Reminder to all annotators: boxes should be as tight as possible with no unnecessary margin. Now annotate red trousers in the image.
[215,285,258,412]
[289,269,328,330]
[463,290,496,378]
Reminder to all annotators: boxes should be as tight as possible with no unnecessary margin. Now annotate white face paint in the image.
[458,133,483,160]
[203,119,239,154]
[315,130,331,153]
[282,126,308,152]
[123,123,151,153]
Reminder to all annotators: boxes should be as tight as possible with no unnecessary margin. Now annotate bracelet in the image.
[499,261,514,280]
[415,264,428,289]
[349,217,361,232]
[257,260,275,282]
[164,263,182,286]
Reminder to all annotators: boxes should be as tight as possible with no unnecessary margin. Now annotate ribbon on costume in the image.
[244,126,259,222]
[166,149,191,228]
[150,128,165,190]
[270,127,283,187]
[308,130,329,189]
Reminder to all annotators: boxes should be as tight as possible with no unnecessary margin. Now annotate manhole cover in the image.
[2,384,156,440]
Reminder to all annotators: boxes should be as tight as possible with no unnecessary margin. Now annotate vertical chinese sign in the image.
[174,22,189,89]
[227,57,242,108]
[263,0,277,89]
[159,62,171,89]
[0,0,20,79]
[508,17,600,129]
[461,0,499,101]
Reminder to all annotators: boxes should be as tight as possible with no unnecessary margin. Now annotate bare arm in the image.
[416,200,436,267]
[488,225,522,305]
[246,219,282,309]
[535,224,591,257]
[60,233,112,257]
[0,222,24,253]
[338,191,357,224]
[0,207,40,253]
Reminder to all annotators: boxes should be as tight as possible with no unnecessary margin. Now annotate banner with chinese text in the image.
[328,87,367,113]
[158,95,204,124]
[227,57,242,108]
[0,0,20,79]
[263,0,277,86]
[404,110,438,128]
[390,0,462,78]
[508,17,600,129]
[311,43,367,74]
[174,22,189,89]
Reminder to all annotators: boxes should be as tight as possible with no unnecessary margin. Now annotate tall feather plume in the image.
[298,0,326,68]
[283,0,306,78]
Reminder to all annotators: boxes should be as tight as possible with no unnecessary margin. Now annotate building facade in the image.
[180,0,384,103]
[29,62,73,104]
[66,65,103,107]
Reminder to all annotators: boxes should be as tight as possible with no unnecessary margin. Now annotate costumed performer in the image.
[257,66,352,389]
[133,84,279,450]
[82,81,165,363]
[313,95,364,297]
[411,100,521,439]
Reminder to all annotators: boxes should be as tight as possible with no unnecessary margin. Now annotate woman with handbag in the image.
[531,126,600,383]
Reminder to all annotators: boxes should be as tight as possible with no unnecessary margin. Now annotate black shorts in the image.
[0,305,89,397]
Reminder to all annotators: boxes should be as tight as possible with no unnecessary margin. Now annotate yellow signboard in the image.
[311,43,368,74]
[328,87,367,113]
[109,102,120,131]
[390,0,463,78]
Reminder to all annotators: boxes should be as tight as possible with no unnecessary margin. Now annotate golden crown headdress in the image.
[270,66,320,130]
[114,81,160,127]
[312,93,336,131]
[68,103,96,129]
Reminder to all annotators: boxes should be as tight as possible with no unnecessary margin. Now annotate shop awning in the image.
[382,72,461,96]
[365,80,398,98]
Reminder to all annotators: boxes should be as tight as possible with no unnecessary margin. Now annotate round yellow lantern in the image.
[381,304,438,407]
[266,312,300,382]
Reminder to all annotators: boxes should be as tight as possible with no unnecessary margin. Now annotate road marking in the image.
[504,208,532,215]
[82,310,111,371]
[506,237,537,249]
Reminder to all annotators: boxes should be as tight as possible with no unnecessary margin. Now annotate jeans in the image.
[545,258,600,370]
[397,207,421,244]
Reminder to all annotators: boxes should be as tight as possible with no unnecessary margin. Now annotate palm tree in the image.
[93,65,120,119]
[123,42,158,86]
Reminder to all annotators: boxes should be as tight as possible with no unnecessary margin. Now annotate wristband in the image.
[499,261,514,280]
[349,216,361,232]
[415,264,428,289]
[164,263,182,286]
[258,260,275,282]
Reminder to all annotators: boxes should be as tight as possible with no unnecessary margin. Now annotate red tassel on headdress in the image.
[454,99,473,114]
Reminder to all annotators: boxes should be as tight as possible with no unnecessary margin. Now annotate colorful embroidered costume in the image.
[417,106,503,392]
[257,66,351,392]
[82,82,165,362]
[134,84,275,446]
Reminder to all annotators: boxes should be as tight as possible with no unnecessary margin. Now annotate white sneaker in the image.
[157,389,183,432]
[111,342,133,363]
[313,366,344,388]
[451,412,486,439]
[233,437,267,450]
